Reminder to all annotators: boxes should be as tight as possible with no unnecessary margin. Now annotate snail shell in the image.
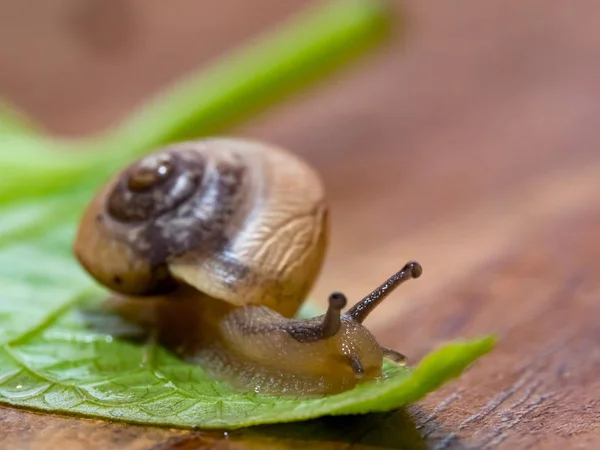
[74,138,328,317]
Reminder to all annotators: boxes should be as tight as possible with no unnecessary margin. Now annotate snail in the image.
[74,138,422,395]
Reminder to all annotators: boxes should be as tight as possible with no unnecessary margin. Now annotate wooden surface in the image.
[1,0,600,448]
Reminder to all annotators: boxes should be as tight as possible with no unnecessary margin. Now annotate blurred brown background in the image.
[1,1,599,449]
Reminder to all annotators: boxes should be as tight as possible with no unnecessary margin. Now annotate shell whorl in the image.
[74,139,328,317]
[105,146,248,269]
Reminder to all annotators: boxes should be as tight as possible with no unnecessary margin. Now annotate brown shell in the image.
[74,138,328,318]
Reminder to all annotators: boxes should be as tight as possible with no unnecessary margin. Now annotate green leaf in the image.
[0,225,493,428]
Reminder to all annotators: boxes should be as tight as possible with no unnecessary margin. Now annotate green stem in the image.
[90,0,392,164]
[0,0,392,204]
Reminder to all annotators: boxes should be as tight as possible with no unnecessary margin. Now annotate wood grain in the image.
[1,0,600,448]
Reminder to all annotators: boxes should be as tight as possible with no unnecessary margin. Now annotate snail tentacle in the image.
[347,261,422,324]
[381,347,408,365]
[320,292,347,339]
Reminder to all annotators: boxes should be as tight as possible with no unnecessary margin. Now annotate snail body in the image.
[75,138,421,395]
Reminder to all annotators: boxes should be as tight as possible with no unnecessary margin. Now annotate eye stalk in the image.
[347,260,422,324]
[287,261,422,343]
[306,261,422,342]
[321,292,347,339]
